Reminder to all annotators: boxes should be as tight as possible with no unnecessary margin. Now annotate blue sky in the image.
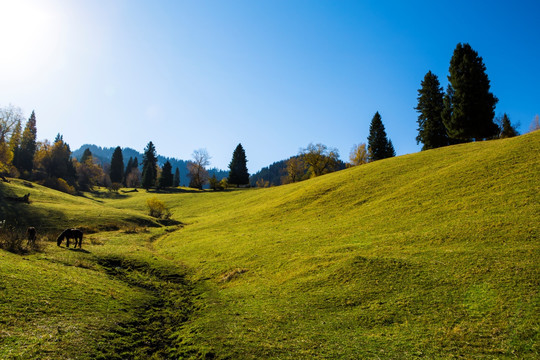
[1,0,539,173]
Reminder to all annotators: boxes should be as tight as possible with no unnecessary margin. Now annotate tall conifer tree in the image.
[174,167,180,187]
[18,110,37,175]
[367,112,395,161]
[442,43,498,141]
[415,71,448,150]
[158,160,173,188]
[228,143,249,186]
[141,141,157,190]
[109,146,124,184]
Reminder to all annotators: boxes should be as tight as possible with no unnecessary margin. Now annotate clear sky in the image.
[1,0,539,173]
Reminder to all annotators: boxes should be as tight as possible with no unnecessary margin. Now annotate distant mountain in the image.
[72,144,228,187]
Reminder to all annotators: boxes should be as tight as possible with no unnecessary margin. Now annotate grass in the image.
[0,131,539,358]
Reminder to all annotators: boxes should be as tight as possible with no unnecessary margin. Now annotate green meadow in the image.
[1,131,539,359]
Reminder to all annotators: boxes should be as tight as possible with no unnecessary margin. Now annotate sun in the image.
[0,0,62,80]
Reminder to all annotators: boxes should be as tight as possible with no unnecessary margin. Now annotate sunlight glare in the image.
[0,0,62,80]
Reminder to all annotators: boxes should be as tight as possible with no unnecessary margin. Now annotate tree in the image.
[8,119,21,173]
[33,136,77,186]
[228,143,249,187]
[415,71,448,150]
[159,160,173,188]
[81,148,93,163]
[496,114,518,138]
[74,153,105,191]
[17,110,37,176]
[367,112,395,161]
[529,114,540,132]
[209,173,220,190]
[174,167,180,187]
[187,149,210,190]
[301,143,340,177]
[286,156,305,183]
[349,143,368,166]
[141,141,158,190]
[442,43,499,141]
[109,146,124,184]
[0,105,24,174]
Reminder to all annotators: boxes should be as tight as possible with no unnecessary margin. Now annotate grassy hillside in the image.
[148,131,537,358]
[0,131,538,359]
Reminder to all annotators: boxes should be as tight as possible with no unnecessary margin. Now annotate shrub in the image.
[146,197,171,219]
[0,226,43,254]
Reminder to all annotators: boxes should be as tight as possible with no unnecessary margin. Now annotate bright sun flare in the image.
[0,0,61,79]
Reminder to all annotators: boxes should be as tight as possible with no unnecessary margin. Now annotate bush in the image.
[0,226,43,254]
[146,197,171,219]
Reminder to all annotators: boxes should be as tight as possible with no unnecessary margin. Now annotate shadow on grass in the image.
[0,182,69,233]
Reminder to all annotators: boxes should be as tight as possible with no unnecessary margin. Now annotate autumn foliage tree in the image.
[349,143,368,166]
[301,143,340,177]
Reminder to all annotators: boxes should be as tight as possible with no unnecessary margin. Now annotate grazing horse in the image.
[57,229,83,248]
[26,227,37,246]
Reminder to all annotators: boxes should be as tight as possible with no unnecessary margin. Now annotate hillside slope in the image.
[153,131,539,359]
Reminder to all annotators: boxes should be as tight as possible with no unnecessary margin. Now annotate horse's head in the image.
[57,234,64,246]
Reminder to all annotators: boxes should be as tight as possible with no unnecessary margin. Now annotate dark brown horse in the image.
[57,229,83,248]
[26,227,36,245]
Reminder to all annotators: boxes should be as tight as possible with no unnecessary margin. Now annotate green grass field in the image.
[1,131,539,359]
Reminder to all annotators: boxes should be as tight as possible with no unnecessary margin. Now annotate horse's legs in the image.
[66,237,70,248]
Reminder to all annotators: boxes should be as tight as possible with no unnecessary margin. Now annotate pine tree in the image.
[17,110,37,175]
[159,160,173,188]
[109,146,124,184]
[228,143,249,186]
[173,167,180,187]
[141,141,157,190]
[415,71,449,150]
[81,148,93,163]
[367,112,395,161]
[499,113,518,138]
[442,43,499,141]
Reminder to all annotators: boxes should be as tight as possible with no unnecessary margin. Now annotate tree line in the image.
[2,43,538,192]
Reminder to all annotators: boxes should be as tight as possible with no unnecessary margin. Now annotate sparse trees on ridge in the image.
[228,143,249,187]
[415,71,448,150]
[367,112,395,161]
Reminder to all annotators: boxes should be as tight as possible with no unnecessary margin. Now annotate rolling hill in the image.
[1,131,538,359]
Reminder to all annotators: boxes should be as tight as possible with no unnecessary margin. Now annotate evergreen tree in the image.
[174,167,180,187]
[109,146,124,184]
[367,112,395,161]
[415,71,449,150]
[141,141,157,190]
[17,110,37,175]
[81,148,93,163]
[228,143,249,186]
[499,113,518,138]
[442,43,499,141]
[158,160,173,188]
